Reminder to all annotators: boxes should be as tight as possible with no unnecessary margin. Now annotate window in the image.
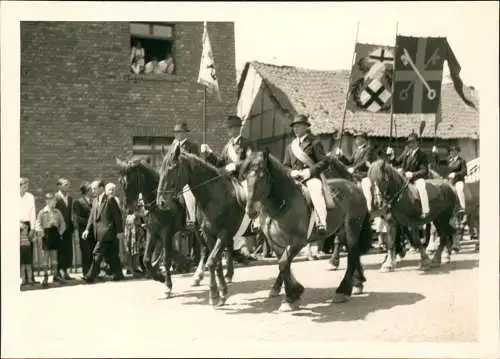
[130,22,176,75]
[132,136,174,169]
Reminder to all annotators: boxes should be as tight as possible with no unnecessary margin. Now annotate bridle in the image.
[373,165,411,210]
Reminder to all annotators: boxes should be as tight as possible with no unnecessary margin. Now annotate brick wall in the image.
[21,21,236,209]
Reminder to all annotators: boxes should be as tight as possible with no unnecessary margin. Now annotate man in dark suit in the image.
[171,120,201,228]
[447,145,467,213]
[82,180,124,282]
[73,181,95,276]
[386,132,430,218]
[55,177,74,280]
[335,132,376,212]
[283,114,330,234]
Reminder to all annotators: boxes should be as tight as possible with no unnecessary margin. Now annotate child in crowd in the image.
[20,221,34,286]
[35,193,66,286]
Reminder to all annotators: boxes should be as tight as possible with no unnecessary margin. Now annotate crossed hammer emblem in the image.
[399,48,440,101]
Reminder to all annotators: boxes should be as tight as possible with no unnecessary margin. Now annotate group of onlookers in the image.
[19,177,134,287]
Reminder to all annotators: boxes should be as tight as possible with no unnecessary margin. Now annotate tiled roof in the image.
[247,61,479,139]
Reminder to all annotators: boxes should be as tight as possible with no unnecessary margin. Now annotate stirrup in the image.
[185,220,196,230]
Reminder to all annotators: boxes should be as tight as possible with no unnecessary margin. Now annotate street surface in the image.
[8,248,478,356]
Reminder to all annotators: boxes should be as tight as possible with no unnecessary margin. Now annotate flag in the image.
[347,43,395,113]
[197,22,221,101]
[393,36,476,114]
[445,41,477,110]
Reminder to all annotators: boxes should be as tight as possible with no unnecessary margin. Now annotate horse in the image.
[156,145,256,307]
[239,149,373,311]
[428,168,480,252]
[115,157,233,297]
[368,159,458,272]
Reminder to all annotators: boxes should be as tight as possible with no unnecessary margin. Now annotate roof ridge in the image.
[251,61,350,74]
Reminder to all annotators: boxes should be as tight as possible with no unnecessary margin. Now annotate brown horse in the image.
[115,158,233,298]
[156,145,256,307]
[240,149,372,311]
[368,159,458,272]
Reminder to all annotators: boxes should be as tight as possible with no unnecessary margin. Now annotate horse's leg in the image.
[268,247,285,298]
[224,240,234,284]
[431,216,453,268]
[191,226,206,286]
[351,253,367,295]
[380,221,397,272]
[205,236,226,306]
[334,218,360,302]
[408,225,432,270]
[163,229,174,298]
[328,234,342,271]
[278,244,304,312]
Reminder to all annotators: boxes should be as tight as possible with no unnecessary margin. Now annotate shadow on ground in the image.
[169,278,425,323]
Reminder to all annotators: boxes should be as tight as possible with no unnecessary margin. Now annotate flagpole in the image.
[389,21,399,149]
[338,20,360,149]
[203,86,207,145]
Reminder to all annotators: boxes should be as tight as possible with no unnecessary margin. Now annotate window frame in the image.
[132,136,174,169]
[129,22,177,79]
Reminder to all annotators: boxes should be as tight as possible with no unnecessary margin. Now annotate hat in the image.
[226,115,242,129]
[449,145,461,153]
[173,120,190,133]
[290,114,311,127]
[406,132,419,143]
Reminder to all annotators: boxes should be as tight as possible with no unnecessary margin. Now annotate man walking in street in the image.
[73,181,95,277]
[82,180,125,283]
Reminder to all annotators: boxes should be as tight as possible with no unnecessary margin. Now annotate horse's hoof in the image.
[419,258,432,271]
[191,279,202,287]
[268,288,281,298]
[444,255,451,264]
[380,265,394,273]
[278,301,300,312]
[164,290,173,299]
[328,262,339,271]
[224,276,233,285]
[430,257,442,268]
[216,296,227,307]
[209,295,220,306]
[332,292,349,304]
[352,285,364,295]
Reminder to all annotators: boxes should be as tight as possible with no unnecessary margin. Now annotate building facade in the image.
[21,21,236,207]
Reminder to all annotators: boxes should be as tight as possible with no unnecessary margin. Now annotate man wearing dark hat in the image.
[335,131,376,212]
[171,120,201,228]
[447,145,467,213]
[283,114,330,234]
[201,115,254,175]
[386,132,430,218]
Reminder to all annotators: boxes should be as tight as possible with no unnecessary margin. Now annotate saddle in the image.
[299,179,337,210]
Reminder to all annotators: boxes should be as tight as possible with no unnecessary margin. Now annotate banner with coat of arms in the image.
[347,43,395,113]
[393,36,477,114]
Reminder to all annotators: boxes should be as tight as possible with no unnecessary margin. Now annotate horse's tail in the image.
[358,213,373,255]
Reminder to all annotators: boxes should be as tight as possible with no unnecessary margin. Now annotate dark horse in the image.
[115,158,233,297]
[368,159,458,272]
[156,145,255,307]
[240,149,373,311]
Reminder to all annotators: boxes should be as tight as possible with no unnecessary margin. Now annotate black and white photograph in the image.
[1,1,499,358]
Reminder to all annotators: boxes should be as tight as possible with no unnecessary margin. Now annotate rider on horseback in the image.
[284,114,330,235]
[171,120,201,228]
[335,132,376,212]
[446,145,467,214]
[201,115,254,184]
[386,132,430,219]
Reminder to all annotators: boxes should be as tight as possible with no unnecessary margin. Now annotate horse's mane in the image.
[367,158,405,185]
[266,153,303,202]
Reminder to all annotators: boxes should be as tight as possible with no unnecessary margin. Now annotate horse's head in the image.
[116,157,158,211]
[367,158,404,208]
[239,148,272,219]
[157,144,190,211]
